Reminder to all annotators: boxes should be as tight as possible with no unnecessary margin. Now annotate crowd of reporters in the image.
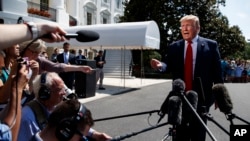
[0,22,111,141]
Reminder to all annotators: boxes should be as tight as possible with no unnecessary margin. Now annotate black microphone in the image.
[157,79,185,123]
[168,96,182,125]
[182,90,198,122]
[212,83,233,114]
[172,78,185,92]
[158,91,174,123]
[213,84,250,125]
[186,90,198,109]
[42,30,100,42]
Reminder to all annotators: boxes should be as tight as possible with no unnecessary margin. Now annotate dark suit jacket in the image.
[94,55,106,68]
[56,53,76,64]
[75,55,86,65]
[165,36,223,108]
[56,53,76,89]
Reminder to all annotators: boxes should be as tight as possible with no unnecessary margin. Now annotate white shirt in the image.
[161,35,199,75]
[64,52,69,64]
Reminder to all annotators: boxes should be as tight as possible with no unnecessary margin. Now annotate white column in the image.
[67,0,79,19]
[50,0,69,27]
[50,0,64,9]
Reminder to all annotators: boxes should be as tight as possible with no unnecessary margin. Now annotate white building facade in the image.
[0,0,131,78]
[0,0,125,26]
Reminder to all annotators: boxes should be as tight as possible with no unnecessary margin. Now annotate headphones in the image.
[38,73,51,100]
[55,103,87,141]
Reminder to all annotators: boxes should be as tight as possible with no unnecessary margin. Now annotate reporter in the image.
[30,99,93,141]
[0,22,67,49]
[19,40,93,75]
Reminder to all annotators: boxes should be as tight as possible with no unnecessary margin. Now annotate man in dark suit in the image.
[151,15,223,141]
[57,42,76,89]
[75,49,86,65]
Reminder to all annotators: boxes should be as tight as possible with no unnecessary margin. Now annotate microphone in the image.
[182,90,198,122]
[42,30,100,42]
[172,78,185,92]
[212,83,233,114]
[157,79,185,123]
[157,91,174,123]
[168,96,182,125]
[186,90,198,109]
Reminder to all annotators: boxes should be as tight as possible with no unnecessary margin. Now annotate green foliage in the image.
[121,0,247,58]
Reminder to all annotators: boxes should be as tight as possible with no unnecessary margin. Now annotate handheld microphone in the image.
[168,96,182,125]
[212,83,233,114]
[42,30,100,42]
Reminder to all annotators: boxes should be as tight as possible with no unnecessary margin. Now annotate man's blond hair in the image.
[180,15,200,28]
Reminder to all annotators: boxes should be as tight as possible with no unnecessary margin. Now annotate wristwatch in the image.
[25,22,38,40]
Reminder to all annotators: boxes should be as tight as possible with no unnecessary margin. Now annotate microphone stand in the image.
[110,122,169,141]
[226,113,250,125]
[204,113,230,135]
[94,110,159,122]
[161,125,177,141]
[179,92,218,141]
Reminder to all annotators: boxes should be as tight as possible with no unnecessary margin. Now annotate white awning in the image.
[46,21,160,50]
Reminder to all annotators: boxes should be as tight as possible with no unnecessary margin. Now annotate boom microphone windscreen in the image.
[168,96,182,125]
[42,30,99,42]
[172,79,185,92]
[212,83,233,114]
[158,91,175,123]
[182,90,198,122]
[74,30,99,42]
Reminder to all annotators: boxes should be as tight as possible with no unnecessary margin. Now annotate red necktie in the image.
[185,41,193,91]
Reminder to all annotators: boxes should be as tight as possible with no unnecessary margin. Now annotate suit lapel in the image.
[180,40,185,67]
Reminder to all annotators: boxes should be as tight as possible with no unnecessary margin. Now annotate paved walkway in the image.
[78,77,171,103]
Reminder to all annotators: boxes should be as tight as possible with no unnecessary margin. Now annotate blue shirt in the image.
[17,103,49,141]
[0,67,10,84]
[0,123,12,141]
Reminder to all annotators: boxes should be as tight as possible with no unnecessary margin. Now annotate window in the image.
[40,0,49,11]
[116,0,121,9]
[102,12,110,24]
[103,18,107,24]
[87,12,92,25]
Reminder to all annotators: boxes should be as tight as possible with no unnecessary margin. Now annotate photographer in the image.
[19,40,93,75]
[0,21,77,141]
[0,62,29,140]
[0,44,41,111]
